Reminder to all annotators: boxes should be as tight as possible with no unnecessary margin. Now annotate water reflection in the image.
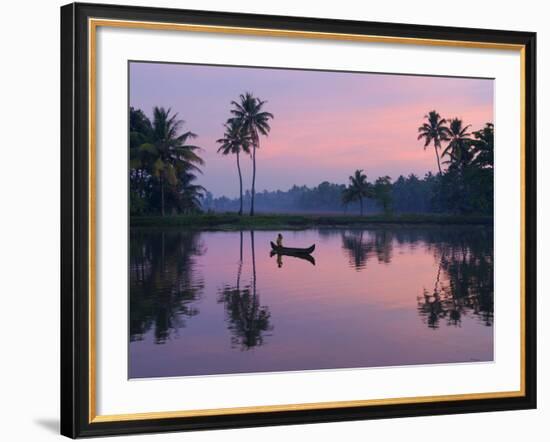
[416,228,493,329]
[341,229,393,270]
[129,226,494,377]
[270,250,316,267]
[217,231,273,349]
[338,227,493,329]
[129,230,205,344]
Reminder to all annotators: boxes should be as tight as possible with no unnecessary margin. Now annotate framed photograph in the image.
[60,2,536,438]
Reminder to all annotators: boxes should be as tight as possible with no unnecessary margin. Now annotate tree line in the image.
[130,102,493,216]
[338,112,494,215]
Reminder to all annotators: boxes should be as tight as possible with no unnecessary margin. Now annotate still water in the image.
[129,226,493,378]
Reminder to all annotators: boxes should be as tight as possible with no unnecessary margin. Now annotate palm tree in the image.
[417,110,450,174]
[442,118,472,169]
[230,92,274,216]
[136,107,203,216]
[216,120,251,215]
[342,169,372,216]
[471,123,494,169]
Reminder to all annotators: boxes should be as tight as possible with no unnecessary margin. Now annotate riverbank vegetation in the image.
[131,213,493,229]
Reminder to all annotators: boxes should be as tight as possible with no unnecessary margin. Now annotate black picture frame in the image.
[61,2,537,438]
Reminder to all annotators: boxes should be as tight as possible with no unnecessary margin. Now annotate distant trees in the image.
[341,173,394,216]
[203,145,493,216]
[130,106,205,216]
[373,176,393,214]
[392,173,436,213]
[205,109,495,216]
[342,170,373,215]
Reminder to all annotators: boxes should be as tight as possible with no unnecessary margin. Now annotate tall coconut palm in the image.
[342,169,372,216]
[230,92,274,216]
[417,110,450,174]
[216,120,251,215]
[136,107,203,216]
[442,118,472,169]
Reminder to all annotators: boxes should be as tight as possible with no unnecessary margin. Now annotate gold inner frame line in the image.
[88,17,527,424]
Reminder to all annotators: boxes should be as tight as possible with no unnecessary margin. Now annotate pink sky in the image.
[130,62,493,198]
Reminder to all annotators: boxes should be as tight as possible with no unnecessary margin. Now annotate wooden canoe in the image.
[270,242,315,254]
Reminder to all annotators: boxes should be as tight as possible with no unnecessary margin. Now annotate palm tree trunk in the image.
[236,151,243,216]
[160,175,165,217]
[359,197,363,216]
[434,144,442,174]
[250,143,257,216]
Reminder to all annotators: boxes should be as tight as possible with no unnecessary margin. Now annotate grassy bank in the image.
[130,213,493,230]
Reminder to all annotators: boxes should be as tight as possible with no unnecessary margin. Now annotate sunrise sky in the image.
[129,62,493,198]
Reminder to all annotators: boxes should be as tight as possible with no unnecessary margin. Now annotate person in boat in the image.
[276,233,283,247]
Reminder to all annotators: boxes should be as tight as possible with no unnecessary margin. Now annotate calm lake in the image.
[129,226,494,378]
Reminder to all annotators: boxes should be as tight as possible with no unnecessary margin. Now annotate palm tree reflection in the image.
[341,229,393,270]
[218,230,273,350]
[340,227,493,330]
[417,228,494,329]
[129,230,205,344]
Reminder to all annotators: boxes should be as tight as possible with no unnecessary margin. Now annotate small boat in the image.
[270,242,315,255]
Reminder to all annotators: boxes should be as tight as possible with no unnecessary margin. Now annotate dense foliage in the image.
[130,106,205,216]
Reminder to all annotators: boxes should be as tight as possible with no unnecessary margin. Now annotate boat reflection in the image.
[269,250,316,267]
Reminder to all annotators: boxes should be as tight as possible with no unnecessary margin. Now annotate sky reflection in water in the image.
[129,227,493,378]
